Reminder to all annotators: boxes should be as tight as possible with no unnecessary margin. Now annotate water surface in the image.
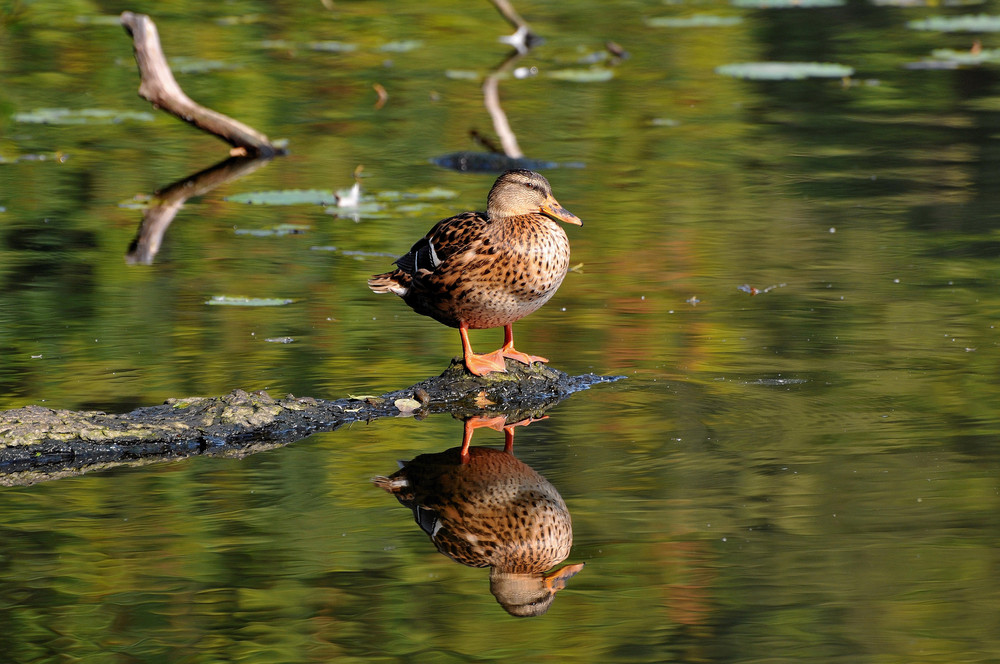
[2,1,999,661]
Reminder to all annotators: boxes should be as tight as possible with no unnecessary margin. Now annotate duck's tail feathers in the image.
[368,270,410,296]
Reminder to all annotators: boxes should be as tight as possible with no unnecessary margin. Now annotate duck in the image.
[373,416,585,616]
[368,169,581,376]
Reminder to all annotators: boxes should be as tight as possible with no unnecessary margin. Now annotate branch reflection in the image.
[374,415,584,617]
[126,155,273,265]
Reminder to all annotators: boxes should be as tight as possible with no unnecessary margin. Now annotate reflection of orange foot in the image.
[501,415,548,453]
[461,415,509,462]
[460,415,548,460]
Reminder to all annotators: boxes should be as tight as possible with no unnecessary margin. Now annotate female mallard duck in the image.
[368,169,581,376]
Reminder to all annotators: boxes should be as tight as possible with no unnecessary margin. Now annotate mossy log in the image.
[0,361,620,486]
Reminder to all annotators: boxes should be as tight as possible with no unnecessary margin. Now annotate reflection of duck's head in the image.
[490,563,586,617]
[374,419,583,616]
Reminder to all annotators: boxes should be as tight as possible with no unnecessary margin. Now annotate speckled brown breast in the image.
[375,446,573,573]
[406,215,571,330]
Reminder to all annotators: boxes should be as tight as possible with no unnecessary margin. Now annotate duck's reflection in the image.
[374,415,584,616]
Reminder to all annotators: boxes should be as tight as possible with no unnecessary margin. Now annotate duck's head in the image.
[486,169,582,226]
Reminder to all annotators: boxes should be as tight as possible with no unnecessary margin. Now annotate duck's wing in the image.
[394,211,487,275]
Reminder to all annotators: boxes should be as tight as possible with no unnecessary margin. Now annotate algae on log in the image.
[0,360,621,486]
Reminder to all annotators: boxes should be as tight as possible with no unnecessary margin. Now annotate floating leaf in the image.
[378,40,424,52]
[716,62,854,80]
[75,14,124,25]
[307,41,358,52]
[646,14,743,27]
[732,0,845,6]
[225,189,338,205]
[259,39,296,50]
[907,14,1000,31]
[394,203,437,214]
[323,201,384,218]
[445,69,482,80]
[234,223,311,237]
[14,108,156,125]
[907,47,1000,68]
[376,187,459,201]
[547,67,615,82]
[206,296,297,306]
[168,57,234,74]
[873,0,983,5]
[338,249,398,259]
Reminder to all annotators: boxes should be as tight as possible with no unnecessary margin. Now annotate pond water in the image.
[2,0,1000,661]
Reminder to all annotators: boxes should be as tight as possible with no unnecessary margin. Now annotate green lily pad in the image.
[307,41,358,53]
[206,296,297,307]
[323,201,384,218]
[168,57,234,74]
[732,0,845,6]
[378,40,424,52]
[14,108,156,125]
[930,47,1000,64]
[547,67,615,82]
[445,69,482,80]
[646,14,743,27]
[907,14,1000,31]
[234,223,311,237]
[225,189,339,205]
[376,187,460,201]
[716,62,854,80]
[873,0,983,5]
[75,14,125,25]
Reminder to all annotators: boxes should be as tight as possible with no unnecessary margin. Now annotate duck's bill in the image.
[541,200,583,226]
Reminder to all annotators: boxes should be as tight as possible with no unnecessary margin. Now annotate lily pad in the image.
[323,201,384,219]
[445,69,482,80]
[75,14,125,25]
[646,14,743,27]
[168,57,234,74]
[732,0,845,6]
[716,62,854,80]
[378,40,424,52]
[234,224,311,237]
[225,189,339,206]
[874,0,983,5]
[375,187,460,201]
[307,41,358,53]
[547,67,615,82]
[14,108,156,125]
[907,14,1000,31]
[206,296,297,307]
[912,47,1000,67]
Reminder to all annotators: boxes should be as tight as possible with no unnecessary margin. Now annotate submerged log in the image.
[0,361,621,486]
[120,11,284,157]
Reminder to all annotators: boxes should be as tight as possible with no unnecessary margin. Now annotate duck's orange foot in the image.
[500,344,548,366]
[464,349,508,376]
